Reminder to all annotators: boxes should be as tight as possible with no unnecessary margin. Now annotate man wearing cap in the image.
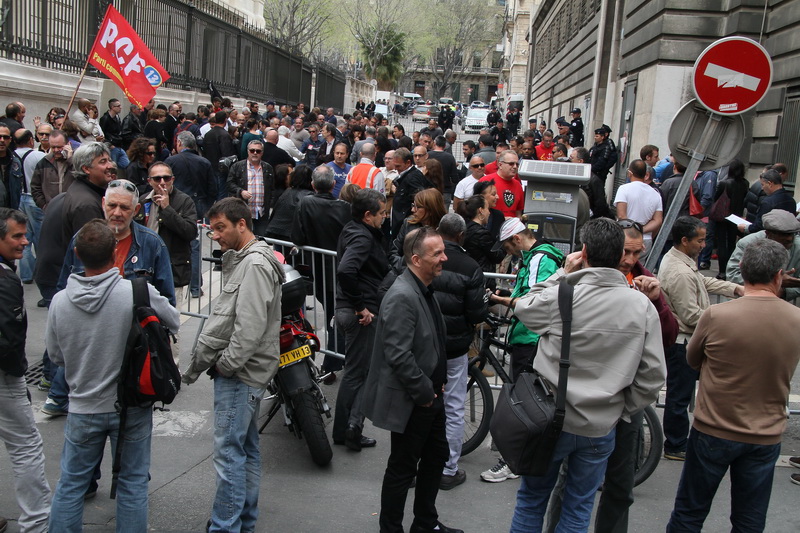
[737,168,796,235]
[479,151,524,219]
[481,217,564,483]
[727,210,800,300]
[555,117,571,140]
[490,119,511,147]
[589,125,617,179]
[569,108,584,147]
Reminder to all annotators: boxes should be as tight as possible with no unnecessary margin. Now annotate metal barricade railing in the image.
[180,228,346,362]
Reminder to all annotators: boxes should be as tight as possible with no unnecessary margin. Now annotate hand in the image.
[781,269,800,287]
[241,190,253,200]
[356,308,374,326]
[489,291,513,307]
[564,251,584,273]
[95,134,105,143]
[633,275,661,301]
[734,285,745,297]
[33,116,42,128]
[737,223,747,233]
[153,184,170,208]
[421,393,438,408]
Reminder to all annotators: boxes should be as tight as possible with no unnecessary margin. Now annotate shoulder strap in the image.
[132,276,151,308]
[554,278,574,430]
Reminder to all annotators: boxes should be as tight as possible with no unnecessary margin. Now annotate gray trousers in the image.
[332,309,377,442]
[0,369,51,532]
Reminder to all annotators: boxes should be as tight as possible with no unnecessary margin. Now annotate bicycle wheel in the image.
[633,404,664,487]
[461,363,494,456]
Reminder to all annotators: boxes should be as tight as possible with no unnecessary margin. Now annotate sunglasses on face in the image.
[249,149,263,154]
[150,175,174,182]
[146,151,157,156]
[470,163,485,169]
[0,135,10,140]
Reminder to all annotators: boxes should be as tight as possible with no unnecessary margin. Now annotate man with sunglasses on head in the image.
[46,178,176,418]
[479,150,523,219]
[227,139,274,236]
[614,159,663,259]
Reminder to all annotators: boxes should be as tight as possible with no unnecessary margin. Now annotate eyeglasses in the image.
[0,135,10,140]
[617,219,643,233]
[413,153,426,158]
[150,175,174,182]
[500,161,519,166]
[37,132,51,137]
[108,180,137,193]
[146,151,157,156]
[249,149,263,154]
[470,163,485,169]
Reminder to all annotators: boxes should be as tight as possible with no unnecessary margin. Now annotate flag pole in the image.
[66,54,93,116]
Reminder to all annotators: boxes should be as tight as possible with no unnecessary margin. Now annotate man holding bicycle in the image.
[482,218,564,483]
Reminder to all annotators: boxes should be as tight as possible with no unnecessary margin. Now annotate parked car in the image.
[470,100,489,109]
[464,108,491,133]
[374,103,392,122]
[412,104,441,123]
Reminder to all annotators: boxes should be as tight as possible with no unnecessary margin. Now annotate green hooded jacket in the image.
[508,242,564,345]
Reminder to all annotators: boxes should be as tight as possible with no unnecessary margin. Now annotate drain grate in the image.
[25,360,45,386]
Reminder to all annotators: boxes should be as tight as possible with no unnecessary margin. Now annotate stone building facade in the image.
[518,0,800,192]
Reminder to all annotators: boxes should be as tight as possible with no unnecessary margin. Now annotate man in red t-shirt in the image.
[535,131,555,161]
[480,150,524,218]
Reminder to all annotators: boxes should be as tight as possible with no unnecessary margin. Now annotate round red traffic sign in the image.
[692,37,773,115]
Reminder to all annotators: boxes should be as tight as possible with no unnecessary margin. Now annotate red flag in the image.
[88,5,170,108]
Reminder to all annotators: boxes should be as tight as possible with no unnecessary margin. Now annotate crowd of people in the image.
[0,93,799,533]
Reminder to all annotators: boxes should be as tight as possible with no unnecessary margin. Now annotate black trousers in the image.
[379,395,449,533]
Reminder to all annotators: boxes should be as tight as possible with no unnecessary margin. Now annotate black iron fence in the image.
[0,0,341,109]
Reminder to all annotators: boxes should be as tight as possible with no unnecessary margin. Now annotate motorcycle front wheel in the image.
[291,389,333,466]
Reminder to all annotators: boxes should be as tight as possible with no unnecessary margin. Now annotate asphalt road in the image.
[3,278,800,532]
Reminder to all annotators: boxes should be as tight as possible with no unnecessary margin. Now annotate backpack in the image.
[111,277,180,498]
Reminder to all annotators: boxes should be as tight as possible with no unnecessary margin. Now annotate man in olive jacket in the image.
[182,198,285,533]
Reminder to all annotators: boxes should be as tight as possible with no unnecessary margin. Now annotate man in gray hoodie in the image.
[46,220,179,532]
[182,198,285,533]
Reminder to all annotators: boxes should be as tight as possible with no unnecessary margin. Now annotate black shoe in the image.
[345,424,363,452]
[0,516,7,533]
[22,279,33,284]
[409,521,464,533]
[37,298,50,308]
[321,372,337,385]
[439,469,466,490]
[698,262,710,270]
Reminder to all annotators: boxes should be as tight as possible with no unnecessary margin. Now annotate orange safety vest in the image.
[347,162,382,189]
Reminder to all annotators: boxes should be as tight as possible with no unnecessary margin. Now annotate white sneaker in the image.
[480,459,519,483]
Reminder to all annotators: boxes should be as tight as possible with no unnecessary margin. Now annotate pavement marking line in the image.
[789,394,800,403]
[152,410,212,438]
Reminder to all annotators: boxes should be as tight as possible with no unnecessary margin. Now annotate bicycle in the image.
[461,313,664,487]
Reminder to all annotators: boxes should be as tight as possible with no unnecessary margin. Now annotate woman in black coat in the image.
[458,195,506,285]
[713,158,750,279]
[266,165,314,249]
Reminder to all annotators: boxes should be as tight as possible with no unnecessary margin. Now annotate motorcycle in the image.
[257,263,333,467]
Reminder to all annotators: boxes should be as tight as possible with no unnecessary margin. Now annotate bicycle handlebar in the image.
[484,314,512,329]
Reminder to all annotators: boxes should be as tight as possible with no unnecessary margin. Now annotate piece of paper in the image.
[725,214,749,226]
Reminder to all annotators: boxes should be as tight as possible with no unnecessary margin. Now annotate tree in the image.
[263,0,334,57]
[424,0,504,100]
[344,0,410,89]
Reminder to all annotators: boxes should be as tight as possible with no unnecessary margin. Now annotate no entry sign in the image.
[692,37,773,115]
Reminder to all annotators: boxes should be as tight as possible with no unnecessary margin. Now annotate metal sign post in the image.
[643,37,771,272]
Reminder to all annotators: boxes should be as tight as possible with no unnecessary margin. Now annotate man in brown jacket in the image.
[667,238,800,532]
[30,130,73,210]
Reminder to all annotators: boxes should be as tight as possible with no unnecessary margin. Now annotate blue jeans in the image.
[510,429,616,533]
[210,375,265,533]
[664,340,698,453]
[48,365,69,407]
[667,428,780,532]
[18,194,43,282]
[49,408,153,533]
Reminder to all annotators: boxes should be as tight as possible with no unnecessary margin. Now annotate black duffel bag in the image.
[489,277,573,476]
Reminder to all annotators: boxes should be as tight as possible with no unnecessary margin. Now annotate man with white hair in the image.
[276,125,303,160]
[346,142,385,193]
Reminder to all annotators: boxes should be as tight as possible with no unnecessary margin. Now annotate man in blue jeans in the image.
[509,218,666,532]
[46,220,179,532]
[183,198,285,532]
[668,239,800,532]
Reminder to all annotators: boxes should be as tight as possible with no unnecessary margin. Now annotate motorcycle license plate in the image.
[279,344,312,367]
